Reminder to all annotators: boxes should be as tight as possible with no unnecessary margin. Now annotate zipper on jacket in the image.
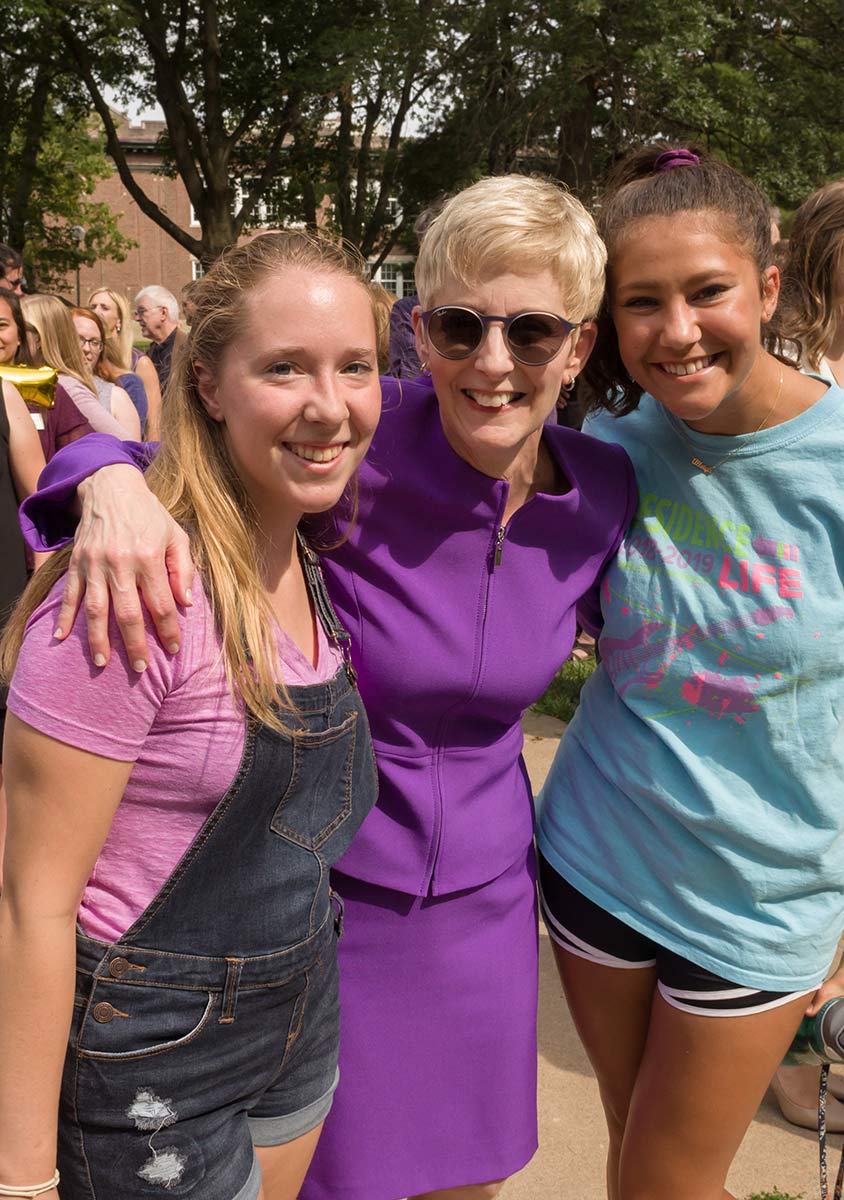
[494,524,507,567]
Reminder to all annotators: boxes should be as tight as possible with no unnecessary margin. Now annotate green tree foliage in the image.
[0,4,134,288]
[43,0,460,265]
[17,0,844,270]
[403,0,844,215]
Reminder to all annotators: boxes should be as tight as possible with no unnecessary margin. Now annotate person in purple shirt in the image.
[21,176,637,1200]
[387,293,422,378]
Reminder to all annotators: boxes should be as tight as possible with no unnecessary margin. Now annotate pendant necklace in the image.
[679,365,784,475]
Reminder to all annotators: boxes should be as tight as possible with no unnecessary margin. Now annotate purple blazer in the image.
[21,378,636,896]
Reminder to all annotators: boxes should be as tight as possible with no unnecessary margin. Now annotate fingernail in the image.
[185,588,193,605]
[94,653,106,668]
[133,660,148,673]
[53,627,64,640]
[168,642,180,655]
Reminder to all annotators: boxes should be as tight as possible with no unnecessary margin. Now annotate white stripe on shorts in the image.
[658,982,815,1018]
[539,887,656,970]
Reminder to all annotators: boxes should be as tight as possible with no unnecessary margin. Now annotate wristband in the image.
[0,1170,60,1196]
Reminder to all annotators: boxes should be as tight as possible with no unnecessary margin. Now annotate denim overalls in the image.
[58,542,378,1199]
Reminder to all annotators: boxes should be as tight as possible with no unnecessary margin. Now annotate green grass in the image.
[745,1191,803,1200]
[532,654,597,725]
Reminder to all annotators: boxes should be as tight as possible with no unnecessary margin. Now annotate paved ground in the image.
[499,711,827,1200]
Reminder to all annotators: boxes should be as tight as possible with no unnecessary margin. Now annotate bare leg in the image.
[619,990,809,1200]
[550,941,657,1200]
[254,1123,324,1200]
[410,1182,506,1200]
[0,766,6,891]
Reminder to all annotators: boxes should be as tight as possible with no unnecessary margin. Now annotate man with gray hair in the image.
[134,285,186,393]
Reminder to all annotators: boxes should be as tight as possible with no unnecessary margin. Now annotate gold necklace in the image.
[678,365,784,475]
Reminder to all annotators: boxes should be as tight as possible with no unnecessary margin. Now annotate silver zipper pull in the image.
[494,526,506,567]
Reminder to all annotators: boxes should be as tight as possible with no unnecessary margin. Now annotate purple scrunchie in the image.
[654,148,700,172]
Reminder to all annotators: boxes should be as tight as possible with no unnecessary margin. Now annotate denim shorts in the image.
[59,917,341,1199]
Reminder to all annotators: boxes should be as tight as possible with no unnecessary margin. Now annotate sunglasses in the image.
[421,305,579,365]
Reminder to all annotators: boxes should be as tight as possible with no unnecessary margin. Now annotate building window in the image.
[379,263,400,294]
[191,259,204,281]
[233,179,298,228]
[372,260,415,299]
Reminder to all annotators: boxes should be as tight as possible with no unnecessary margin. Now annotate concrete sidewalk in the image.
[501,711,827,1200]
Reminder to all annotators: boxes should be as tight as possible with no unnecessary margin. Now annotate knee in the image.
[598,1084,632,1146]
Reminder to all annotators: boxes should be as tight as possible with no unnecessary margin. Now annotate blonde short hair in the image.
[415,174,606,320]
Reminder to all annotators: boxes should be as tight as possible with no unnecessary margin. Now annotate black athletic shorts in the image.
[538,851,811,1017]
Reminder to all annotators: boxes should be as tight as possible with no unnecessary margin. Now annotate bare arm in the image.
[54,465,192,669]
[4,383,49,568]
[59,374,135,441]
[135,355,162,439]
[0,715,133,1194]
[110,384,142,441]
[4,382,46,500]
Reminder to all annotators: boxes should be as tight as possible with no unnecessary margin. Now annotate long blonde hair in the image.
[2,231,384,732]
[88,286,134,371]
[779,181,844,373]
[21,294,96,391]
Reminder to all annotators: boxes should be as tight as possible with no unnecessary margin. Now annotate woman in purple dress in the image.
[21,176,637,1200]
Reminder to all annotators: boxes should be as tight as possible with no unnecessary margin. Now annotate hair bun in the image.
[653,148,701,172]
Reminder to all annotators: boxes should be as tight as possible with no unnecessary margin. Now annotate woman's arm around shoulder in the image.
[573,434,639,638]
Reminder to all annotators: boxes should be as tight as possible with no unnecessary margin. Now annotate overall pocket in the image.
[77,981,218,1062]
[271,711,357,850]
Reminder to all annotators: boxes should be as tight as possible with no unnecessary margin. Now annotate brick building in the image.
[78,117,196,305]
[77,116,417,311]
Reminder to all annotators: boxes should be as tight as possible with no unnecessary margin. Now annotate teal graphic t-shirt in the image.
[536,383,844,990]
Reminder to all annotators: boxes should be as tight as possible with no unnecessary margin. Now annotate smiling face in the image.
[413,269,595,477]
[610,214,779,434]
[195,266,381,528]
[0,296,21,364]
[90,291,120,335]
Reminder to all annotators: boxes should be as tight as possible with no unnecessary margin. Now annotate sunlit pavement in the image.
[502,712,825,1199]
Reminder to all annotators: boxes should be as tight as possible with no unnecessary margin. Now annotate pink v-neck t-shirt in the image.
[8,576,342,942]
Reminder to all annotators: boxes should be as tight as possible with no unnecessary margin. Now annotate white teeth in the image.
[287,444,343,463]
[660,356,715,376]
[465,389,521,408]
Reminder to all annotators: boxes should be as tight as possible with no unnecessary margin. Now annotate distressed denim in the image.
[59,664,378,1199]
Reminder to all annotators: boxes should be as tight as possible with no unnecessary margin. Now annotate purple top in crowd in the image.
[21,378,636,897]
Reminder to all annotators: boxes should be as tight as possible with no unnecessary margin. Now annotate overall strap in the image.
[297,530,357,686]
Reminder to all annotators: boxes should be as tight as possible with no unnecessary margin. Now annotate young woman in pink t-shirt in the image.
[0,233,382,1200]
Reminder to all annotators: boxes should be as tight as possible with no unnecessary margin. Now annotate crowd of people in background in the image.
[1,151,844,1200]
[0,258,190,901]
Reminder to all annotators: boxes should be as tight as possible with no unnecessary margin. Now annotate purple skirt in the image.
[300,848,539,1200]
